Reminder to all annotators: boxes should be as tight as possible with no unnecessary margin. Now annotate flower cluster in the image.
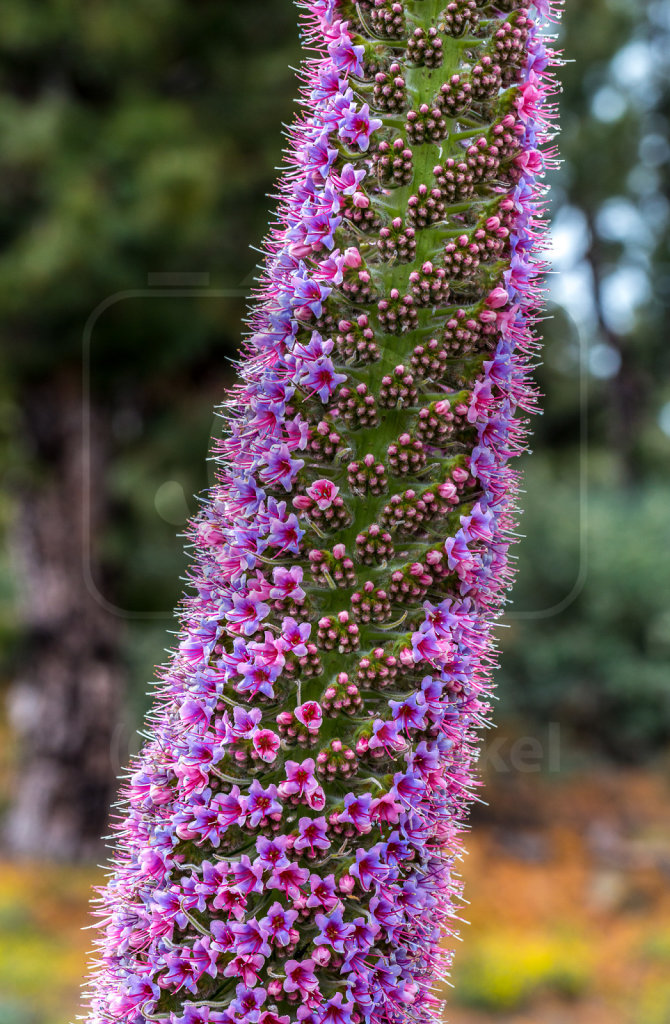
[82,2,562,1024]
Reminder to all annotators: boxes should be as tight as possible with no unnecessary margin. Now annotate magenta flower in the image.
[284,958,319,998]
[252,728,281,763]
[294,815,329,856]
[82,2,562,1022]
[261,902,299,947]
[338,103,383,152]
[314,909,355,953]
[294,700,322,734]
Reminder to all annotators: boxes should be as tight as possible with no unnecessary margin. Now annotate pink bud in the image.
[486,287,509,309]
[343,246,362,268]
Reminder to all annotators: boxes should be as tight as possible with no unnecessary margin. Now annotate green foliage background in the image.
[0,0,669,780]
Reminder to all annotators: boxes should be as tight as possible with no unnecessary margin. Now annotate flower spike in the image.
[82,2,563,1023]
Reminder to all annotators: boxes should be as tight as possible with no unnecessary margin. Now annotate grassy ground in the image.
[0,767,668,1024]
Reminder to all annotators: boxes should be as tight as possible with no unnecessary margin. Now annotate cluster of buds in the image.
[406,26,443,67]
[322,673,364,716]
[307,418,342,461]
[470,56,503,101]
[377,287,417,333]
[443,233,482,279]
[387,432,427,475]
[350,580,392,623]
[341,263,375,303]
[377,217,417,261]
[434,158,475,202]
[435,74,473,116]
[405,103,448,144]
[347,453,388,494]
[443,307,497,354]
[379,366,418,408]
[355,524,395,565]
[494,15,532,83]
[317,610,360,653]
[409,260,450,306]
[335,382,379,428]
[388,562,432,602]
[335,314,379,363]
[369,0,406,39]
[415,400,455,443]
[407,183,446,227]
[465,134,502,181]
[374,136,413,185]
[373,62,407,112]
[316,738,358,779]
[356,646,399,688]
[442,0,480,35]
[309,544,357,588]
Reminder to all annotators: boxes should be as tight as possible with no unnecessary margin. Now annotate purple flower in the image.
[231,918,272,958]
[294,816,330,856]
[230,985,267,1023]
[305,478,339,509]
[284,958,319,998]
[306,873,340,912]
[350,844,391,891]
[260,902,298,947]
[266,860,310,901]
[338,103,383,152]
[225,592,270,636]
[338,792,373,833]
[290,269,332,318]
[327,32,364,76]
[389,693,427,733]
[279,758,318,801]
[256,834,290,873]
[306,131,338,179]
[259,444,305,492]
[314,908,355,953]
[368,718,405,755]
[252,728,281,763]
[244,781,282,828]
[267,512,304,555]
[230,855,264,896]
[294,700,322,734]
[411,622,442,664]
[318,993,355,1024]
[299,356,347,403]
[269,565,305,603]
[281,617,311,658]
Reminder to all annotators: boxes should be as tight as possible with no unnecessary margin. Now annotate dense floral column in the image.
[82,2,562,1022]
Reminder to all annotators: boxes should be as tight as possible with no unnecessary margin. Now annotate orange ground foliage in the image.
[0,767,667,1024]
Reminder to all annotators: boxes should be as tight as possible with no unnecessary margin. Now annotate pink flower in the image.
[252,729,281,763]
[306,479,340,510]
[284,958,319,997]
[294,700,323,734]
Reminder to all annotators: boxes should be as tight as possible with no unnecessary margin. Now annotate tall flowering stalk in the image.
[83,3,561,1022]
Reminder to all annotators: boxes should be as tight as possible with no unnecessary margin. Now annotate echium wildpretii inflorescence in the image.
[83,3,562,1023]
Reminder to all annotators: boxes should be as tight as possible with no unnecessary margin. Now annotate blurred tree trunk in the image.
[3,373,123,861]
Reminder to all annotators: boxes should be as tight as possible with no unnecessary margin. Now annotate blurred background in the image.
[0,0,668,1021]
